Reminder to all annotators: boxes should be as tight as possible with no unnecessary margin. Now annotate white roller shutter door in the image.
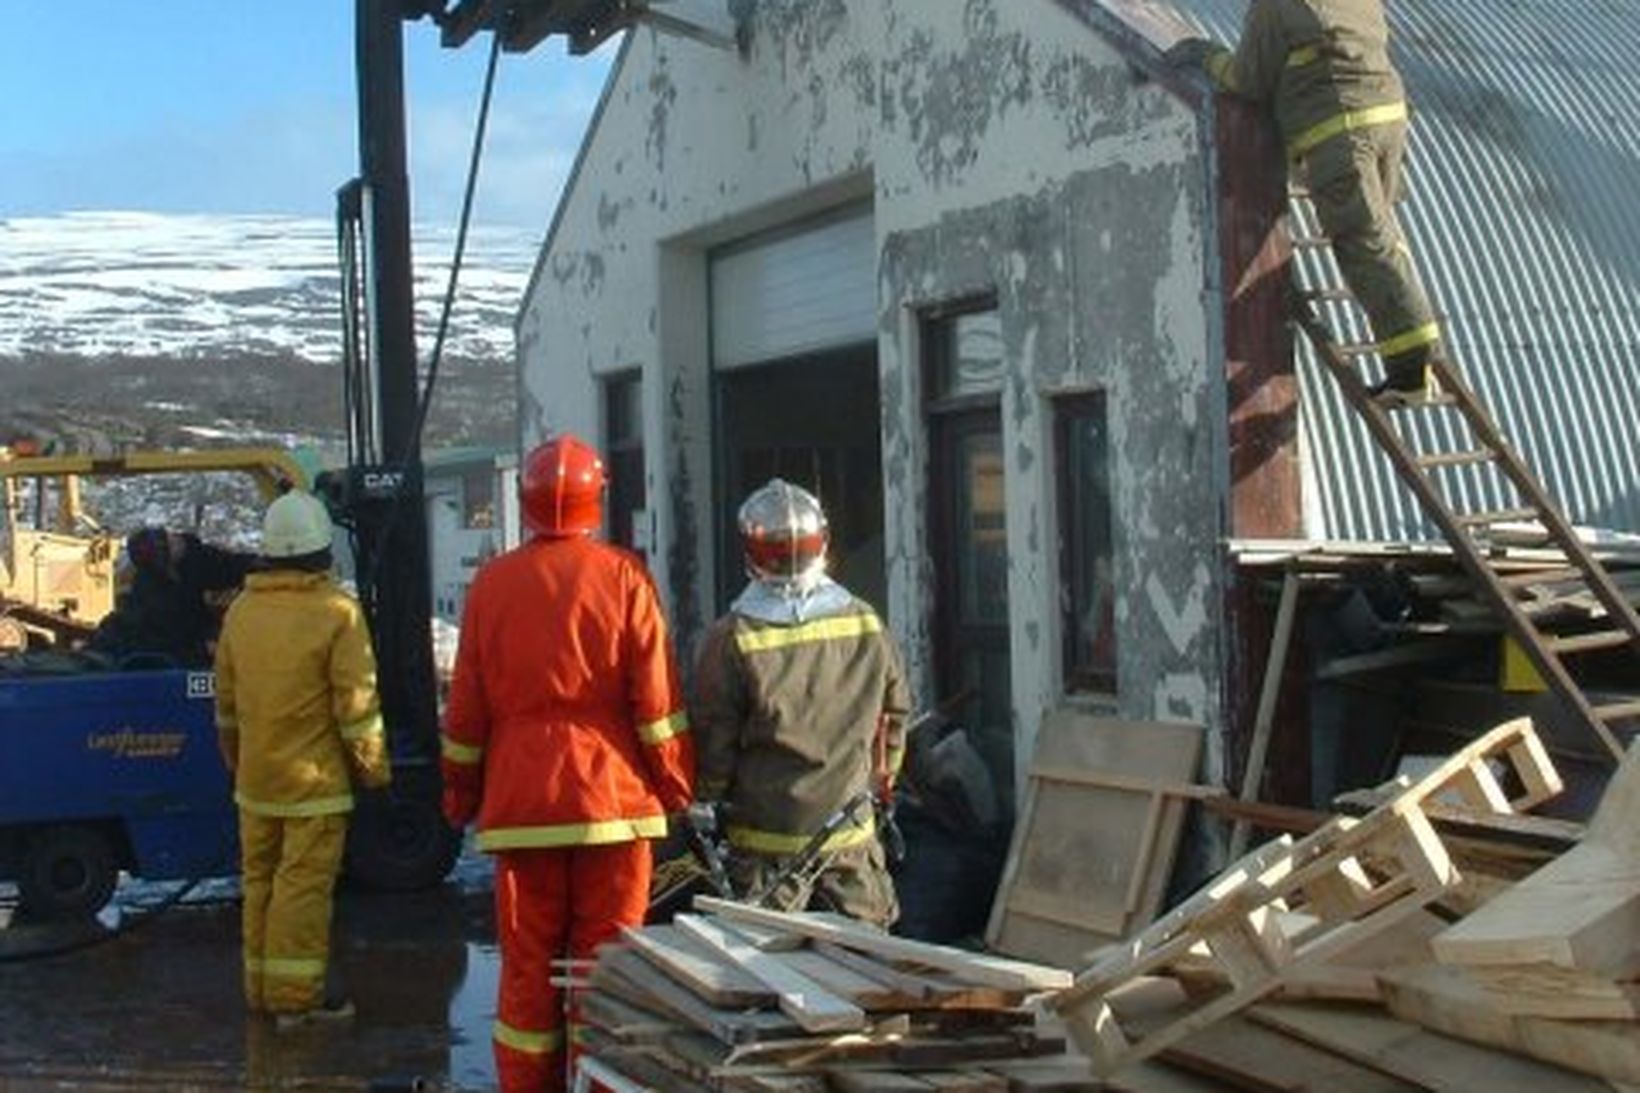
[710,206,875,370]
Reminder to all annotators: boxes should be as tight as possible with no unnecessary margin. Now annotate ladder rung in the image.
[1338,343,1378,357]
[1454,507,1540,529]
[1594,700,1640,723]
[1417,449,1495,469]
[1290,236,1331,248]
[1549,630,1636,656]
[1498,566,1584,589]
[1300,289,1355,303]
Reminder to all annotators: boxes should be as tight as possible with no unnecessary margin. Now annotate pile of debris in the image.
[578,713,1638,1091]
[572,898,1089,1091]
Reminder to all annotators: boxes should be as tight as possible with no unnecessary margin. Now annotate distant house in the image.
[514,0,1640,820]
[423,447,520,622]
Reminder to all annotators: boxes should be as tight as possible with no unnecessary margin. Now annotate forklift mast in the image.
[337,0,737,888]
[329,0,451,890]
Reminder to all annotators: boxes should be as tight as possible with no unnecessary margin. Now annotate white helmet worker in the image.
[262,490,334,559]
[738,478,828,586]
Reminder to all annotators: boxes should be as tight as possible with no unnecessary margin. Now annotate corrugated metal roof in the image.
[1156,0,1640,539]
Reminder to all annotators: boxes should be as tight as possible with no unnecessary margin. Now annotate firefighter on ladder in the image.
[440,434,694,1093]
[690,478,911,928]
[1167,0,1445,407]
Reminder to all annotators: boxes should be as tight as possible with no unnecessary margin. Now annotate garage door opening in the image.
[714,346,884,614]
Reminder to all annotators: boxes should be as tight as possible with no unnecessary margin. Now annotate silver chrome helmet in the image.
[738,478,828,585]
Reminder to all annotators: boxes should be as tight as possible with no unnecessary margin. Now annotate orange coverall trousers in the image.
[492,840,652,1093]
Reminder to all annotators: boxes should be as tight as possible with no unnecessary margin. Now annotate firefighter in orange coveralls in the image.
[1168,0,1444,406]
[215,489,390,1029]
[690,479,911,927]
[440,434,694,1093]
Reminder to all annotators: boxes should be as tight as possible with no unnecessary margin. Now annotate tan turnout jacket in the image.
[692,597,911,856]
[215,570,390,816]
[1202,0,1405,158]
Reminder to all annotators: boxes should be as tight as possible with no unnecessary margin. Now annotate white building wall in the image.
[518,0,1226,800]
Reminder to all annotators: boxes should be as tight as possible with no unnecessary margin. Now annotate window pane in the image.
[1060,396,1116,692]
[933,310,1004,399]
[604,374,646,553]
[606,372,642,449]
[956,432,1008,625]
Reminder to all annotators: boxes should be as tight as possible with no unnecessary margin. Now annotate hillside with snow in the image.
[0,210,538,363]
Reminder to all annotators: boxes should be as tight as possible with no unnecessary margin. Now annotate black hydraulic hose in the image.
[412,20,502,452]
[361,24,502,610]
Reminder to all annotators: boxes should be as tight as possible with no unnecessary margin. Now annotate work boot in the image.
[274,993,356,1032]
[1366,363,1439,409]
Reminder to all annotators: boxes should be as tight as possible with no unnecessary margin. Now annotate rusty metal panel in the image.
[1125,0,1640,539]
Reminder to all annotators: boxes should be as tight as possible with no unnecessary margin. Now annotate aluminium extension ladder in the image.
[1285,191,1640,764]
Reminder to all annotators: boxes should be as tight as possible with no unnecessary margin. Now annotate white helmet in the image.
[262,490,333,558]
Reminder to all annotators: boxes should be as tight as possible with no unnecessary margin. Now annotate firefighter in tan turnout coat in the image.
[691,478,911,927]
[1169,0,1444,404]
[215,490,389,1028]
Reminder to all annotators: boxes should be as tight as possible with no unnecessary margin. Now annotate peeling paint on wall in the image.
[520,0,1228,799]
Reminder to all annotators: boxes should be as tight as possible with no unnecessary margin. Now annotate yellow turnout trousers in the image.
[239,811,348,1014]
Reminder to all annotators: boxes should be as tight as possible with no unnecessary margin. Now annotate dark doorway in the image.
[714,345,885,613]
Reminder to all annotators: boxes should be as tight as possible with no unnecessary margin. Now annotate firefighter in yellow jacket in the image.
[691,478,911,926]
[1168,0,1443,405]
[215,490,389,1028]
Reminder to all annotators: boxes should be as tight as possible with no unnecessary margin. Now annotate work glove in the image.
[1163,37,1215,69]
[686,800,722,836]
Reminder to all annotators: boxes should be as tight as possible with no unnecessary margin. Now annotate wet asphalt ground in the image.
[0,850,503,1091]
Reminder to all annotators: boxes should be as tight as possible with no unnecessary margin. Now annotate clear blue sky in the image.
[0,2,614,228]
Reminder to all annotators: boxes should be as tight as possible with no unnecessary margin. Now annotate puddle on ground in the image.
[0,851,505,1091]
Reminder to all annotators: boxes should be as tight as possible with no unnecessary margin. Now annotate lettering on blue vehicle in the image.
[87,728,189,760]
[187,672,215,700]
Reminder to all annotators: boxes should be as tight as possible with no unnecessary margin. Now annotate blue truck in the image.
[0,668,236,918]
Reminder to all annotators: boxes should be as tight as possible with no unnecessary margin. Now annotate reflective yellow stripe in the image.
[637,711,689,746]
[1290,100,1408,157]
[735,613,882,654]
[441,734,483,765]
[1204,51,1236,90]
[261,956,326,979]
[235,792,354,817]
[493,1020,562,1055]
[1287,44,1321,68]
[1377,321,1442,358]
[477,815,668,852]
[727,816,876,855]
[339,710,383,741]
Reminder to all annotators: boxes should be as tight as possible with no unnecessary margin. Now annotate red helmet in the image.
[521,434,606,538]
[738,478,828,581]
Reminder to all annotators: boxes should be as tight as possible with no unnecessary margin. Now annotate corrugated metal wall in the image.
[1164,0,1640,540]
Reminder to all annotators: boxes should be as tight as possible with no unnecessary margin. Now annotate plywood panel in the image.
[986,712,1206,966]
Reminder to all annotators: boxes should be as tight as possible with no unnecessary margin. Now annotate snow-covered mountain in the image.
[0,210,540,363]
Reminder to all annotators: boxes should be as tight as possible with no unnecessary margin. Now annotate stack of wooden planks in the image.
[575,896,1097,1092]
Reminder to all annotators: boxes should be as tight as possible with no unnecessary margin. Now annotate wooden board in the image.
[1430,843,1640,976]
[1250,1000,1615,1093]
[621,923,773,1007]
[1433,742,1640,981]
[985,712,1206,966]
[1162,1013,1420,1092]
[810,941,1027,1011]
[1464,962,1640,1020]
[1380,963,1640,1083]
[593,947,801,1044]
[694,897,1072,991]
[673,914,865,1033]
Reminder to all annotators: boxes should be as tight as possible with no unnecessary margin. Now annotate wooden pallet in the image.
[1049,718,1560,1075]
